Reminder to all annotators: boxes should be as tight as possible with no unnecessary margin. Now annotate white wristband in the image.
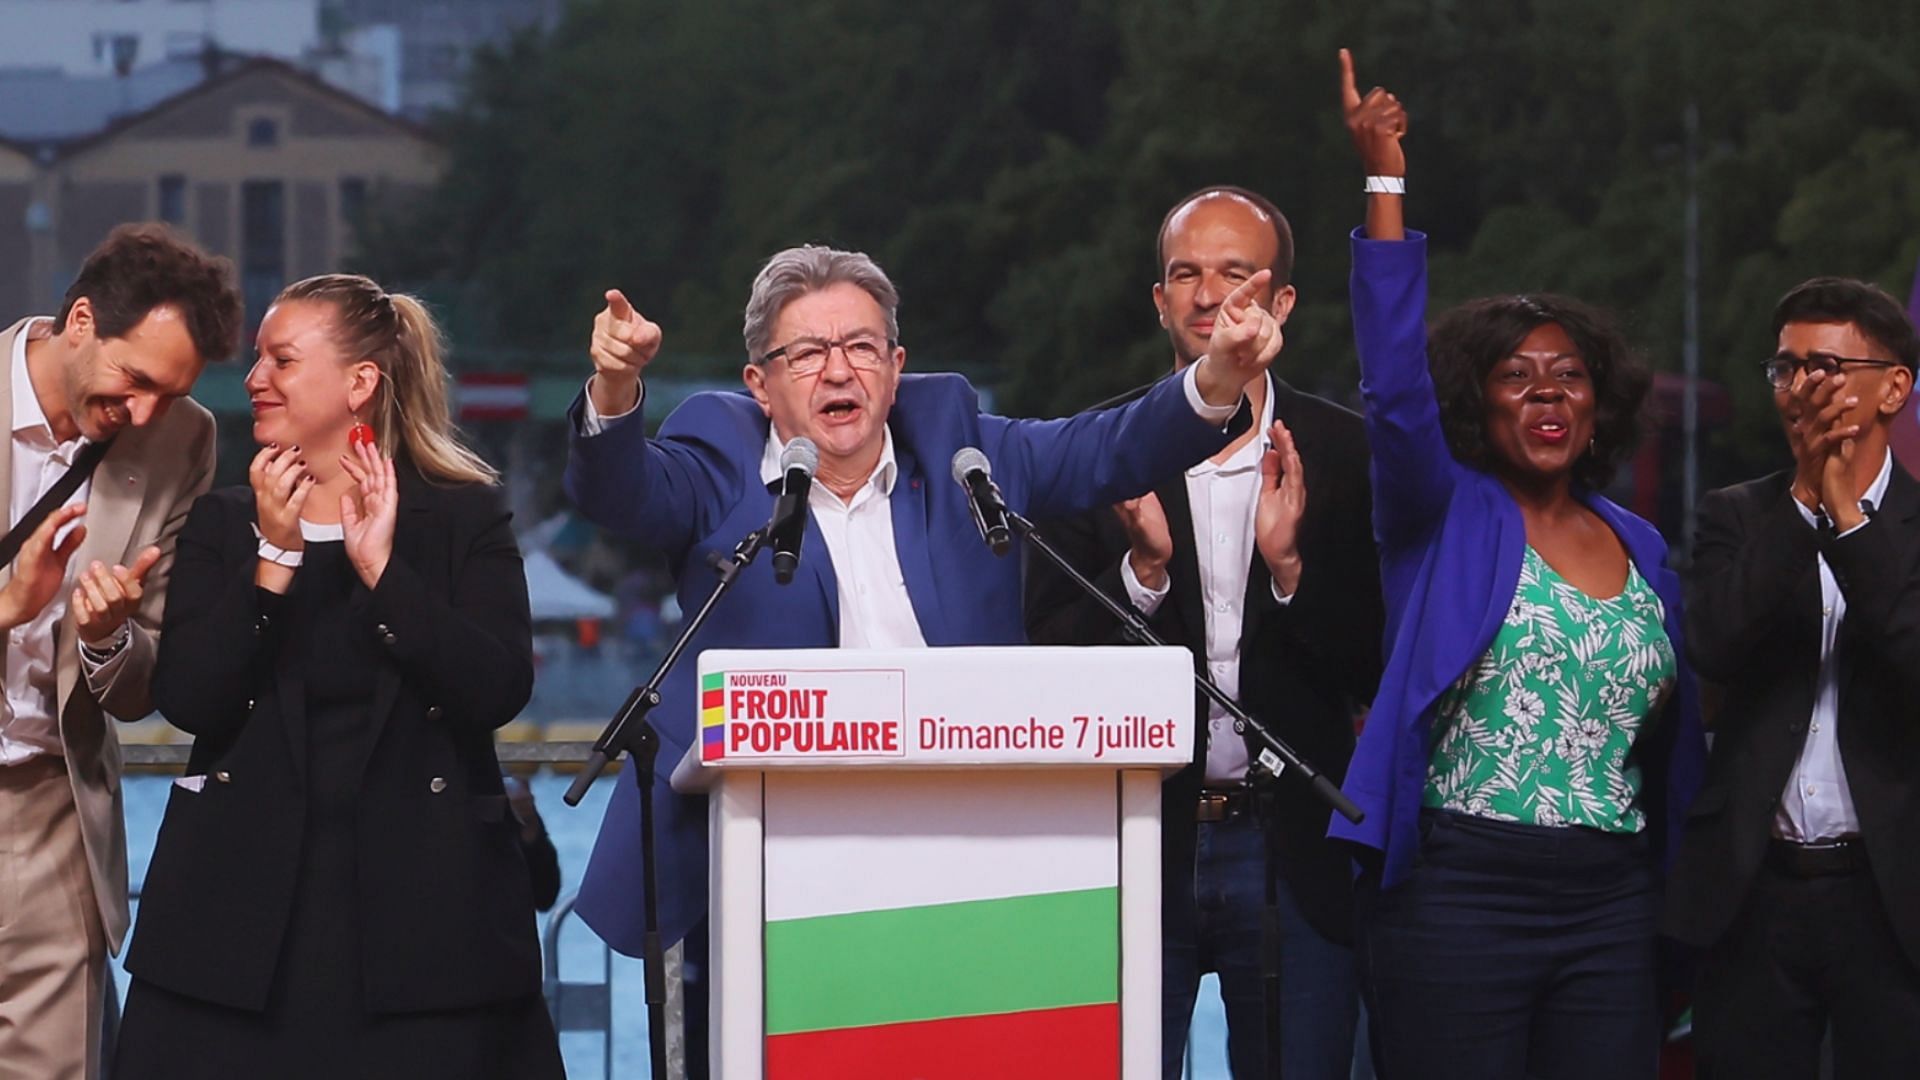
[1363,175,1407,195]
[252,525,304,568]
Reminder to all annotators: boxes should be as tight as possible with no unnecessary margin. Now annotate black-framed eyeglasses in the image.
[1761,352,1904,390]
[759,334,897,376]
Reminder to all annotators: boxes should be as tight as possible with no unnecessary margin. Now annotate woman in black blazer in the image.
[113,275,562,1079]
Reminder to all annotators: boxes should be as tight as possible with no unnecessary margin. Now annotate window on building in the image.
[241,181,286,335]
[92,33,140,73]
[246,118,280,148]
[157,175,187,225]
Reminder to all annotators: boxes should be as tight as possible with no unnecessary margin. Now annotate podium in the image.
[670,645,1194,1080]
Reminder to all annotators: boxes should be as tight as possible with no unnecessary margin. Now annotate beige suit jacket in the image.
[0,317,216,953]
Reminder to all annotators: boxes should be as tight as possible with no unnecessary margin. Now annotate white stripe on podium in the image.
[762,769,1119,923]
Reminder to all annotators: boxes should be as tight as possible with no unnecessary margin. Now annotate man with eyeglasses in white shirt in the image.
[562,242,1285,1076]
[1668,276,1920,1078]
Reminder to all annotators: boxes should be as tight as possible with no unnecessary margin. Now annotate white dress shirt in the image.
[1778,450,1893,841]
[757,429,924,648]
[1120,380,1289,785]
[1,318,125,764]
[579,365,1237,649]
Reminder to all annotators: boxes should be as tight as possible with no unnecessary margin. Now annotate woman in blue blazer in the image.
[1330,53,1706,1080]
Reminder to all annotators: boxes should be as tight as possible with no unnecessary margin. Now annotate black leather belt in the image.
[1768,836,1868,877]
[1196,786,1255,823]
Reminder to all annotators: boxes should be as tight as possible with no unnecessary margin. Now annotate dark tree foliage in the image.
[356,0,1920,484]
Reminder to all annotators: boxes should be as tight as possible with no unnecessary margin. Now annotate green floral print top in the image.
[1423,545,1677,832]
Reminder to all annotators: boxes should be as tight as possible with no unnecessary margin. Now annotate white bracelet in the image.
[1363,175,1407,195]
[252,525,304,568]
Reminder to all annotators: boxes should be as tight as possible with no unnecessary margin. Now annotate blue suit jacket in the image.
[565,370,1233,952]
[1330,230,1707,889]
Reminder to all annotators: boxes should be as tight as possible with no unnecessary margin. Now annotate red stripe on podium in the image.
[765,1002,1118,1079]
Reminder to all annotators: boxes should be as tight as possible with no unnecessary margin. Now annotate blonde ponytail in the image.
[275,274,498,486]
[381,294,499,484]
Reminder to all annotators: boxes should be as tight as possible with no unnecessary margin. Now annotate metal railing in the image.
[121,740,611,768]
[543,891,616,1079]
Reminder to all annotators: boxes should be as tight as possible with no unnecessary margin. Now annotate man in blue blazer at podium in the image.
[565,244,1282,1054]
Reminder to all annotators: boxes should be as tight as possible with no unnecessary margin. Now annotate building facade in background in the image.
[0,57,441,333]
[0,0,561,121]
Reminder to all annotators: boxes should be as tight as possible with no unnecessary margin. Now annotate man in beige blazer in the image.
[0,223,240,1080]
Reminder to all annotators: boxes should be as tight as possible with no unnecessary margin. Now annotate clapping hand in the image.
[1782,368,1862,514]
[0,503,86,630]
[340,440,398,589]
[72,546,162,647]
[250,443,314,553]
[1255,419,1307,596]
[1114,492,1174,592]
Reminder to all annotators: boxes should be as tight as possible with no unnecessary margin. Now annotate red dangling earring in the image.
[348,412,376,450]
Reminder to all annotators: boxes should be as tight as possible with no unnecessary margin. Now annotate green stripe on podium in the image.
[764,886,1119,1035]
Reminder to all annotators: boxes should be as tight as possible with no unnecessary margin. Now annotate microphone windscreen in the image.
[950,446,991,485]
[781,437,819,477]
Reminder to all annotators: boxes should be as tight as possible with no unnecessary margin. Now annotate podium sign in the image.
[675,646,1193,1080]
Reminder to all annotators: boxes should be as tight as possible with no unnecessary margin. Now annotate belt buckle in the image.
[1196,788,1249,824]
[1769,835,1867,877]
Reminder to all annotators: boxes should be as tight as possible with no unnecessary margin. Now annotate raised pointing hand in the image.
[588,288,663,417]
[1340,48,1407,177]
[1193,270,1284,406]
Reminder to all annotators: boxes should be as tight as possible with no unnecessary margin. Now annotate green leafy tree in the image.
[355,0,1920,499]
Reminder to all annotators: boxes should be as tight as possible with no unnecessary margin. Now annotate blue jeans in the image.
[1163,811,1360,1080]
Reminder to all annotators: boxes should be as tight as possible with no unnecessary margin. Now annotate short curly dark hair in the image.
[1426,294,1650,490]
[54,223,243,363]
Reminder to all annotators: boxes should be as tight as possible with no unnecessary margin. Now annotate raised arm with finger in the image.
[588,288,664,418]
[1340,49,1451,541]
[1341,48,1407,243]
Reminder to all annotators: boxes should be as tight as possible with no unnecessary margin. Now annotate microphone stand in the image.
[1257,785,1285,1080]
[1013,507,1356,1080]
[1007,507,1364,825]
[563,522,775,1080]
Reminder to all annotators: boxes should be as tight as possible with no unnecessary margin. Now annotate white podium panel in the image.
[674,646,1191,1080]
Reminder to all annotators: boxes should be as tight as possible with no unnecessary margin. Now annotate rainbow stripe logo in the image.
[700,671,727,760]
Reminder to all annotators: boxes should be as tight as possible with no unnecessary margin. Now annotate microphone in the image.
[951,447,1013,556]
[770,437,817,584]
